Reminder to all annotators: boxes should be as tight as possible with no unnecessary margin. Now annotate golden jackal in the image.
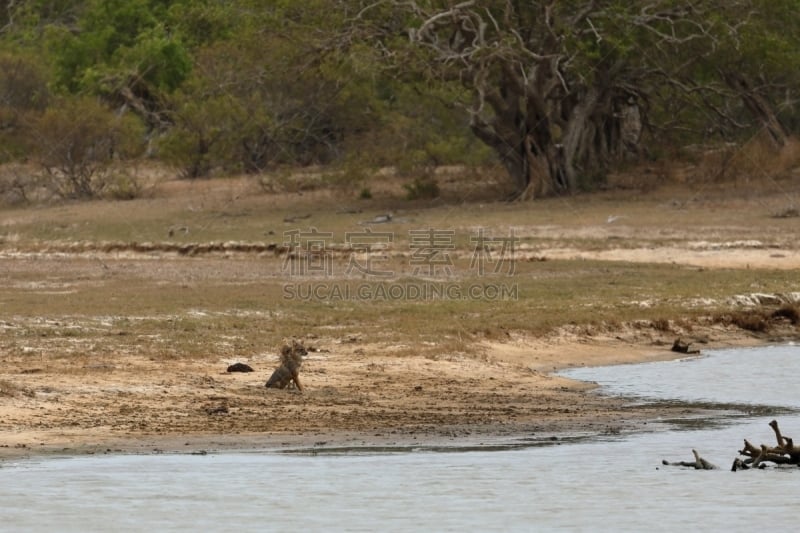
[265,340,307,391]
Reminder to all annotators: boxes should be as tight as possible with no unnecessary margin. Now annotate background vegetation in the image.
[1,0,799,201]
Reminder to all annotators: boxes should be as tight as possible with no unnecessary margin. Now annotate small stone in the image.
[226,362,254,373]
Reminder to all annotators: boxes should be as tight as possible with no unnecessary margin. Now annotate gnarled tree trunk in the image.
[471,81,635,200]
[724,72,789,148]
[401,2,647,200]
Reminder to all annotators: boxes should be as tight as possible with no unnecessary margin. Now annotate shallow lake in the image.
[562,343,800,409]
[2,344,799,532]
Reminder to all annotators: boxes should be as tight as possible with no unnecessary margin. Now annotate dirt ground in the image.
[1,172,799,459]
[1,321,776,459]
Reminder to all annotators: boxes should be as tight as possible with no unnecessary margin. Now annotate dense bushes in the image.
[31,97,145,198]
[1,1,799,202]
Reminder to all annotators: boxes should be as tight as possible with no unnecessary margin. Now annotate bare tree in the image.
[355,0,788,198]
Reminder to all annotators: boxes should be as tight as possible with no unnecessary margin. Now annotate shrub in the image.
[157,95,232,179]
[29,97,145,199]
[0,164,44,205]
[691,135,800,183]
[714,310,769,332]
[772,304,800,325]
[731,311,768,332]
[0,52,49,162]
[404,175,440,200]
[651,318,671,332]
[102,170,143,200]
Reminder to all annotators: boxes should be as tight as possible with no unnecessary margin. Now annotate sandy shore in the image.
[2,324,793,461]
[2,178,799,461]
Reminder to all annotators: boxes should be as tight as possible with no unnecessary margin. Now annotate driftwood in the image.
[734,419,800,470]
[662,449,718,470]
[664,420,800,472]
[265,340,307,391]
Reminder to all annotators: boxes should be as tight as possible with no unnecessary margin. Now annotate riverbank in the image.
[2,174,799,460]
[2,324,796,461]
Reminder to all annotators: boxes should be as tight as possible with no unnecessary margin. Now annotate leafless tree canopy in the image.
[355,0,795,198]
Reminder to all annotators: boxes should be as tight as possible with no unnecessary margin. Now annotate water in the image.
[561,344,800,408]
[2,345,799,532]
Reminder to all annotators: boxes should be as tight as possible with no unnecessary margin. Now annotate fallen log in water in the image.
[664,420,800,472]
[662,449,717,470]
[735,419,800,470]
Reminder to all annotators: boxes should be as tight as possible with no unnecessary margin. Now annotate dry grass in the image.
[650,318,672,332]
[691,135,800,183]
[1,164,799,362]
[0,379,33,398]
[2,168,800,453]
[711,306,800,333]
[728,311,769,333]
[0,252,796,364]
[2,159,800,253]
